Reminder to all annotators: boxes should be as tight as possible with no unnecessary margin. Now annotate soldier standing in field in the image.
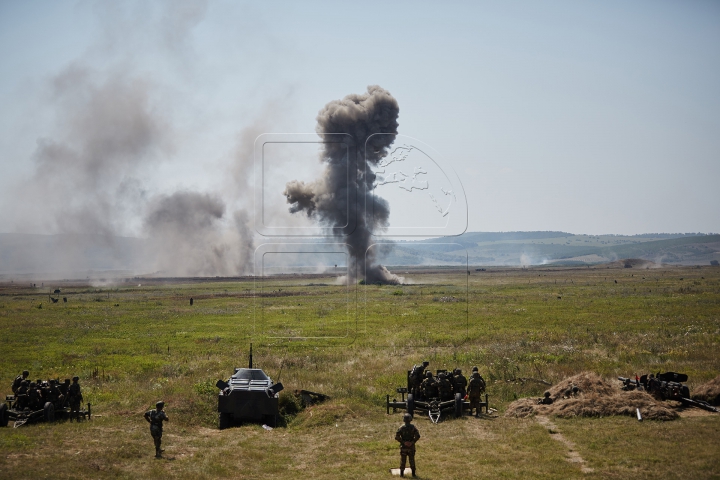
[467,371,486,417]
[144,401,169,458]
[395,413,420,478]
[68,376,83,421]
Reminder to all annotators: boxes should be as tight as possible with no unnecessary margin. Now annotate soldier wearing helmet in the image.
[467,371,486,417]
[144,401,169,458]
[453,369,468,398]
[437,372,453,400]
[409,361,429,396]
[11,370,29,395]
[395,413,420,478]
[68,376,83,422]
[14,380,29,410]
[538,391,554,405]
[420,371,438,400]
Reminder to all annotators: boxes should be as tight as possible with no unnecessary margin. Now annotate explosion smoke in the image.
[283,86,401,284]
[143,191,253,276]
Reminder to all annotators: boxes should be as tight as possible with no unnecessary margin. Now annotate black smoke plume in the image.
[283,86,401,284]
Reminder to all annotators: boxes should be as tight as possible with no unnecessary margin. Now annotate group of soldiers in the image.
[10,370,84,421]
[408,361,487,416]
[11,370,167,459]
[395,361,489,477]
[537,385,581,405]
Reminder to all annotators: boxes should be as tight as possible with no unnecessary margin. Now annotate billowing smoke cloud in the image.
[20,66,168,236]
[2,1,256,278]
[143,191,252,276]
[283,86,401,284]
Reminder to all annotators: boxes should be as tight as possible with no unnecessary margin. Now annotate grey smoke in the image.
[143,191,253,277]
[283,85,401,284]
[5,0,255,277]
[20,66,167,237]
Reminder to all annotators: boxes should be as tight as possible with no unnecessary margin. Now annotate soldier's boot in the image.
[412,469,417,478]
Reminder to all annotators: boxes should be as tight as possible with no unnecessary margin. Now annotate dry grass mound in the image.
[692,374,720,406]
[505,372,678,421]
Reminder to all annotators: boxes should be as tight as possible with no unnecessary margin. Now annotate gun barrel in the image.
[681,397,719,413]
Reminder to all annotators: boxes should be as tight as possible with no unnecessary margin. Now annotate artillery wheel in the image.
[454,393,463,418]
[0,403,8,427]
[43,402,55,422]
[406,394,415,417]
[219,412,232,430]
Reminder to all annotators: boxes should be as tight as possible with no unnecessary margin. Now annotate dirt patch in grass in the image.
[505,372,678,421]
[692,374,720,406]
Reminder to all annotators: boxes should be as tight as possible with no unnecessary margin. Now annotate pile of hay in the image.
[505,372,678,421]
[692,374,720,406]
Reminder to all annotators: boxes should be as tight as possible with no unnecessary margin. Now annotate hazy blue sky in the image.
[1,0,718,236]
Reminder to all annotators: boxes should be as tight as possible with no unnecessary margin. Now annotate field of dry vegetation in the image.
[1,264,719,478]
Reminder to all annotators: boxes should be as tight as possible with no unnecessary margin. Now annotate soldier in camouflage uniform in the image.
[467,371,486,417]
[144,401,169,458]
[409,361,429,396]
[14,380,29,409]
[27,382,41,410]
[420,371,438,400]
[395,413,420,478]
[437,372,453,400]
[538,391,553,405]
[68,376,83,422]
[453,369,468,398]
[11,370,29,395]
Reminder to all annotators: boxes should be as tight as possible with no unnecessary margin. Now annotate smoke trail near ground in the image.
[283,86,401,284]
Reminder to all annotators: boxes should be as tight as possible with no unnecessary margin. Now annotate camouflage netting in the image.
[504,372,679,421]
[692,374,720,406]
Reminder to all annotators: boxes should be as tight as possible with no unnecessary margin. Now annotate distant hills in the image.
[381,231,720,267]
[1,231,719,279]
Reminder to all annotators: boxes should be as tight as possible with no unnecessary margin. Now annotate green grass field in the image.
[1,264,719,478]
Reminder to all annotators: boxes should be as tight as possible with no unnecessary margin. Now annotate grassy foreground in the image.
[1,265,719,478]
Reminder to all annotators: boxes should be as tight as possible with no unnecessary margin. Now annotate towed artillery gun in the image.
[619,372,718,413]
[2,383,91,428]
[386,369,489,423]
[216,345,284,429]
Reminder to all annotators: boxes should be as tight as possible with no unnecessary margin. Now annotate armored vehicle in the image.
[216,346,284,429]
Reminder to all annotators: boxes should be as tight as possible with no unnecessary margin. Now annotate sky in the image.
[0,0,719,238]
